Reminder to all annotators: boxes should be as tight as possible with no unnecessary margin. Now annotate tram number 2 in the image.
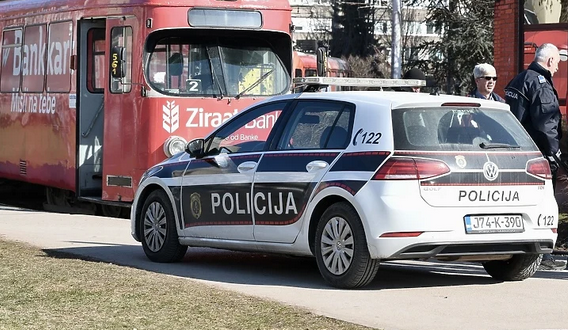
[353,128,382,146]
[186,79,201,92]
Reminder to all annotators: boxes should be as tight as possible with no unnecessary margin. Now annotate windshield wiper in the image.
[205,46,224,99]
[479,142,521,149]
[235,69,274,100]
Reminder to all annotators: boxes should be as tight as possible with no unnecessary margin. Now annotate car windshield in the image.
[392,107,538,151]
[146,32,290,98]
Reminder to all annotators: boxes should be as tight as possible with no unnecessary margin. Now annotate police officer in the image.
[402,68,426,93]
[505,43,562,184]
[505,43,566,270]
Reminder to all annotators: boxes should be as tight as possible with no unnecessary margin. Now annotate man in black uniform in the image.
[505,43,566,270]
[402,68,426,93]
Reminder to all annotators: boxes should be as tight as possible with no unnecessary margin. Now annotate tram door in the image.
[102,17,136,201]
[77,19,106,199]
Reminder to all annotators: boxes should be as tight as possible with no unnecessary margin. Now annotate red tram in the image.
[0,0,293,215]
[293,51,350,79]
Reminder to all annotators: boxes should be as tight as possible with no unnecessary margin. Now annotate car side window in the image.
[204,102,286,155]
[277,101,354,150]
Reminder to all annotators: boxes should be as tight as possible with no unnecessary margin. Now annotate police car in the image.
[131,77,558,289]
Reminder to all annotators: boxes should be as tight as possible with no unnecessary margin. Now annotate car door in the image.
[253,100,355,243]
[179,101,288,241]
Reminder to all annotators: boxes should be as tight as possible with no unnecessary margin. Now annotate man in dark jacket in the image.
[505,43,565,270]
[467,63,505,102]
[402,68,425,93]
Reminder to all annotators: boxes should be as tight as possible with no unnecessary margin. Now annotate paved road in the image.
[1,205,568,330]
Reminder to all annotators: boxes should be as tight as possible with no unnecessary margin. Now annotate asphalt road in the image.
[1,205,568,330]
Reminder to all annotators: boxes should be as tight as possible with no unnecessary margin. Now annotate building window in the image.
[375,21,390,35]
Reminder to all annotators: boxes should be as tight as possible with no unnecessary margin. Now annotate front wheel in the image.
[139,190,187,263]
[314,202,379,289]
[482,254,542,281]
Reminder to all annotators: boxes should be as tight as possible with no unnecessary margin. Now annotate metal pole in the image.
[391,0,402,78]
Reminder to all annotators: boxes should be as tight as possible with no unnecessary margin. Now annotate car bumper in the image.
[356,181,558,259]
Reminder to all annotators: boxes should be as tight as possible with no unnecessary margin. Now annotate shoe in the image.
[539,258,567,271]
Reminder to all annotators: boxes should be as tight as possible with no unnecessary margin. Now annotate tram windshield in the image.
[146,32,291,98]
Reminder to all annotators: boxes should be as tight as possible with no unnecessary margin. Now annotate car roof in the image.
[265,91,511,112]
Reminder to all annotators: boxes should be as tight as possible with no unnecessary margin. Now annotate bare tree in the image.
[374,2,427,74]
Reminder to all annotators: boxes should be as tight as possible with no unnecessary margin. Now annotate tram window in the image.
[46,21,72,93]
[87,28,105,93]
[0,28,22,92]
[148,45,167,90]
[110,26,132,94]
[146,33,290,98]
[22,24,47,93]
[305,69,317,77]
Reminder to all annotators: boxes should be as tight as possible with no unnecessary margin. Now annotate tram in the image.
[0,0,293,216]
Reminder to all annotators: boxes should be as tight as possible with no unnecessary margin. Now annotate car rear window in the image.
[392,107,538,151]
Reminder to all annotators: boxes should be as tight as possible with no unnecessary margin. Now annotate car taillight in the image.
[526,158,552,179]
[372,157,450,180]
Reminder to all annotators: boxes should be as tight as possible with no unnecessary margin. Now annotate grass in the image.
[0,239,373,330]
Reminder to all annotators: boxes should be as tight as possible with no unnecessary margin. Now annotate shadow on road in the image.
[41,243,567,291]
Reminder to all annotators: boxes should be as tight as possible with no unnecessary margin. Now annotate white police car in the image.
[131,77,558,289]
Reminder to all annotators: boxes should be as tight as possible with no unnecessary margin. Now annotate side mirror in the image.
[316,46,328,77]
[186,138,205,158]
[110,46,126,78]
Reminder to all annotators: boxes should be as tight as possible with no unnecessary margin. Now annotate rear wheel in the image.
[139,190,187,262]
[314,202,379,289]
[482,254,542,281]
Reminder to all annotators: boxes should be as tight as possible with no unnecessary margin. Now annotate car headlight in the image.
[163,136,187,158]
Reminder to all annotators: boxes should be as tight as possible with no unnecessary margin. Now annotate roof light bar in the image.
[293,77,426,88]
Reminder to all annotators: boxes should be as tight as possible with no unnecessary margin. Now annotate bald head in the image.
[535,43,560,76]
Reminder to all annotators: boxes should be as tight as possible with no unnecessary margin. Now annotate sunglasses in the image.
[480,76,498,81]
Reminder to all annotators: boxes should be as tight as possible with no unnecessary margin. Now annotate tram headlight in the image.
[163,136,187,158]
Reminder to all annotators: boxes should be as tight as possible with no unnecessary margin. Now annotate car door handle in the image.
[306,160,329,172]
[237,161,257,173]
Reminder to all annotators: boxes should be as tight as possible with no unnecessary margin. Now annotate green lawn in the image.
[0,239,374,330]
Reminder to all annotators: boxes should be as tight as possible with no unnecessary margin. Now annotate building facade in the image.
[289,0,440,62]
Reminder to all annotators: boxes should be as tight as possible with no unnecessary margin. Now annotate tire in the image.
[139,190,187,263]
[482,253,542,281]
[314,202,379,289]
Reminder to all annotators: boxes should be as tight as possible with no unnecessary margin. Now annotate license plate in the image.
[464,215,524,234]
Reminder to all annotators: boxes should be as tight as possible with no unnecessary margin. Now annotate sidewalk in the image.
[0,205,140,266]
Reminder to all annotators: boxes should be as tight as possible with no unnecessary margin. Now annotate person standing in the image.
[402,68,426,93]
[505,43,566,270]
[467,63,505,102]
